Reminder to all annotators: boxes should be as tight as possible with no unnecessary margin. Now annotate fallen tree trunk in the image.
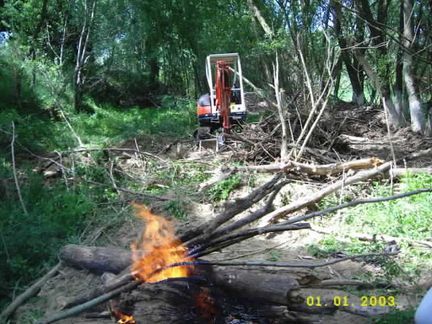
[54,245,317,323]
[209,267,299,305]
[237,157,384,176]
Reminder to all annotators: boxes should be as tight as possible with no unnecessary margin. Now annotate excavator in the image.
[195,53,247,140]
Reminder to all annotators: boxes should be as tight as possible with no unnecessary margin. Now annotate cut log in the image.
[209,267,299,305]
[56,245,318,323]
[58,245,311,304]
[60,245,131,274]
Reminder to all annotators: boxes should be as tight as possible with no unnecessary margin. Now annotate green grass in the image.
[373,309,416,323]
[309,173,432,282]
[0,99,197,154]
[0,166,122,308]
[73,100,197,146]
[345,174,432,240]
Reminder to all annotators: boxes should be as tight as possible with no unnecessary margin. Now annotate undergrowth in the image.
[208,174,242,201]
[0,163,122,309]
[0,99,197,310]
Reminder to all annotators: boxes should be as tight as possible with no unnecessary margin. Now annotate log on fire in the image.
[59,244,306,306]
[54,244,393,323]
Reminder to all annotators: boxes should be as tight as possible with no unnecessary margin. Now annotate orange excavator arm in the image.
[215,60,232,133]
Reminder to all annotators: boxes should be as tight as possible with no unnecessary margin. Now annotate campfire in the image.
[11,166,416,323]
[130,204,194,283]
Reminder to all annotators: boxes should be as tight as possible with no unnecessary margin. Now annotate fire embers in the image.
[112,309,136,324]
[131,204,194,283]
[195,287,218,322]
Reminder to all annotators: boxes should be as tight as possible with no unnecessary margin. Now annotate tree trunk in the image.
[331,0,365,105]
[353,50,401,126]
[354,0,403,125]
[274,54,289,161]
[60,245,132,274]
[74,0,97,111]
[403,0,425,133]
[393,0,406,121]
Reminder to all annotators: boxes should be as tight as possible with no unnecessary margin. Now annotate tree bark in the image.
[58,245,304,308]
[331,0,365,105]
[274,54,290,161]
[74,0,97,111]
[403,0,425,133]
[352,50,401,126]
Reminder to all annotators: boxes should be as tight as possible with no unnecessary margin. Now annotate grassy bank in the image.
[0,101,196,309]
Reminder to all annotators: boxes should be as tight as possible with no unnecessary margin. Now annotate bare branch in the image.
[10,122,28,216]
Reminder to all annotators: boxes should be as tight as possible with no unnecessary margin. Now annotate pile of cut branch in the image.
[3,157,431,323]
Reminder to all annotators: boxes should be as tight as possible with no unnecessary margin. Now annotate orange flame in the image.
[114,311,136,324]
[131,203,193,283]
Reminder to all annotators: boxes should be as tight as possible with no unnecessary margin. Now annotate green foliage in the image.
[208,174,242,201]
[267,250,282,262]
[373,309,416,324]
[307,236,406,279]
[308,236,386,258]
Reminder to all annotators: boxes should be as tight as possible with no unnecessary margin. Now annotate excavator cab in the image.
[196,53,246,135]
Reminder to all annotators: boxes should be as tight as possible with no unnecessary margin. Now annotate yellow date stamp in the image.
[306,295,397,307]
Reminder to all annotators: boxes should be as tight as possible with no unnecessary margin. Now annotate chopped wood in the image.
[210,267,299,305]
[189,252,398,270]
[196,223,312,256]
[189,179,287,247]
